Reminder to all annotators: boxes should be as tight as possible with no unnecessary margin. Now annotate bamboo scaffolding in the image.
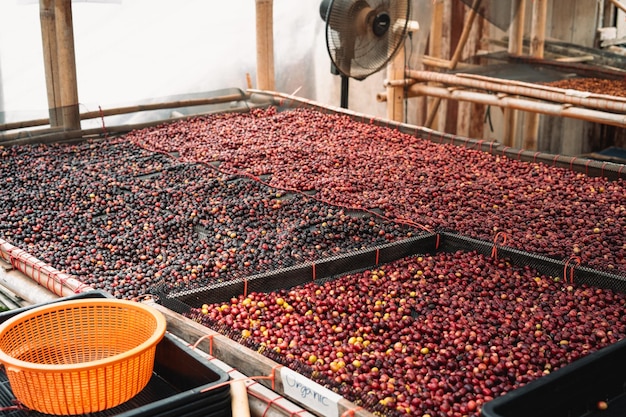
[404,70,626,113]
[382,83,626,128]
[425,0,482,128]
[255,0,275,91]
[0,103,255,147]
[40,0,62,127]
[54,0,80,130]
[524,0,548,150]
[0,92,248,133]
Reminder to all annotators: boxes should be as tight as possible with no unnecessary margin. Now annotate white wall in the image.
[0,1,430,126]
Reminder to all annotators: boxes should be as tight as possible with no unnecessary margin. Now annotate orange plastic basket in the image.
[0,298,166,415]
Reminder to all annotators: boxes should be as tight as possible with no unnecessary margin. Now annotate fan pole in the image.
[340,75,349,108]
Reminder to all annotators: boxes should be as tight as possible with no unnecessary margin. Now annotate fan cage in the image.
[324,0,412,80]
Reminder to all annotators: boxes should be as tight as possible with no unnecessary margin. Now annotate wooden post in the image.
[54,0,80,131]
[427,0,445,130]
[255,0,275,91]
[386,46,406,122]
[39,0,62,127]
[504,0,526,147]
[524,0,547,150]
[425,0,482,128]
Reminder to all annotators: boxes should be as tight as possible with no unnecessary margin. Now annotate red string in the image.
[243,279,248,298]
[569,157,577,171]
[99,106,109,140]
[375,248,380,265]
[192,334,215,356]
[435,233,440,250]
[262,395,283,417]
[533,151,541,163]
[564,256,581,285]
[552,154,560,167]
[601,162,607,178]
[312,263,316,281]
[491,232,507,259]
[270,364,282,391]
[341,406,364,417]
[0,403,27,412]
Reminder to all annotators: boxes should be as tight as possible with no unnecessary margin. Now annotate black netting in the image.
[159,230,626,314]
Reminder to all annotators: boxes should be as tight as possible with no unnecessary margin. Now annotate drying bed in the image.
[178,233,626,417]
[126,105,626,276]
[0,139,414,299]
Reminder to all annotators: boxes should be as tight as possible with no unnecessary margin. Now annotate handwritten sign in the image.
[281,367,342,416]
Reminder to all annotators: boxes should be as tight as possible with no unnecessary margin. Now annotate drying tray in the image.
[154,231,626,417]
[251,90,626,180]
[481,335,626,417]
[154,231,626,312]
[0,291,231,417]
[153,228,626,417]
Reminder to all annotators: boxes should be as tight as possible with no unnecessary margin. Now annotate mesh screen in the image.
[157,231,626,313]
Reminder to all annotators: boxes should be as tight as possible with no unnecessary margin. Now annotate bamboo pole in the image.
[0,92,247,134]
[0,238,92,298]
[231,379,251,417]
[54,0,80,131]
[0,265,58,306]
[386,45,406,122]
[0,104,254,146]
[422,55,476,69]
[427,0,445,130]
[504,0,526,147]
[394,84,626,128]
[524,0,548,150]
[255,0,275,91]
[610,0,626,14]
[405,70,626,112]
[425,0,482,128]
[39,0,62,127]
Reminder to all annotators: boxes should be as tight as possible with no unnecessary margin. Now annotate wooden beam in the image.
[54,0,80,130]
[386,45,406,122]
[524,0,548,151]
[504,0,526,147]
[39,0,62,127]
[425,0,482,128]
[255,0,275,91]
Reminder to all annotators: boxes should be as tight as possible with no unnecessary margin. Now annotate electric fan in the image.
[319,0,412,108]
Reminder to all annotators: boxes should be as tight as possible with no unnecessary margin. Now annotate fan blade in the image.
[325,0,411,80]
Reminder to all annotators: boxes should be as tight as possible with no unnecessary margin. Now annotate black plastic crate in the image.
[0,291,231,417]
[481,336,626,417]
